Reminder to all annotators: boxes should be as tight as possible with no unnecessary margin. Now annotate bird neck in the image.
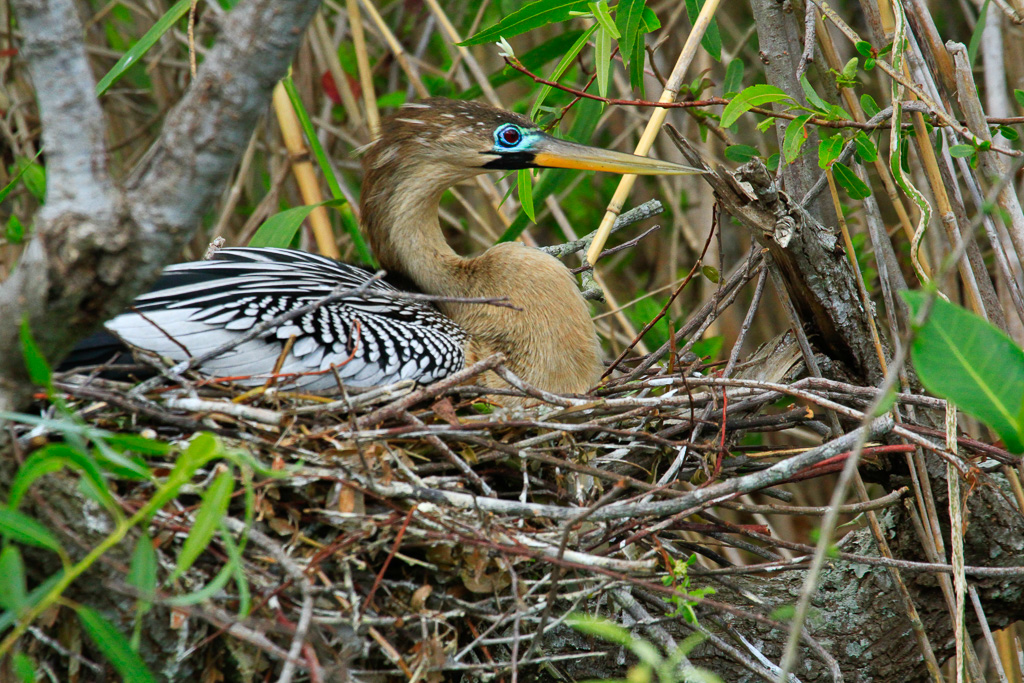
[362,168,467,296]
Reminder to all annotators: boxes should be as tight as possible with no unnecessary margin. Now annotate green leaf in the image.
[967,0,991,67]
[998,125,1019,141]
[861,94,881,119]
[0,508,64,554]
[128,536,158,603]
[902,290,1024,453]
[854,131,878,162]
[832,162,871,199]
[7,157,46,203]
[569,613,634,645]
[460,0,589,45]
[722,59,744,96]
[281,77,374,265]
[96,0,191,96]
[783,114,813,163]
[799,74,831,113]
[172,468,234,580]
[949,144,975,158]
[615,0,646,71]
[8,446,71,509]
[818,135,843,168]
[459,31,585,100]
[855,40,873,57]
[19,316,52,390]
[163,558,235,607]
[12,653,35,683]
[248,201,341,249]
[724,144,760,162]
[595,23,613,97]
[1015,89,1024,108]
[0,151,44,207]
[720,84,790,128]
[77,605,157,683]
[517,169,536,223]
[0,546,28,613]
[683,0,721,61]
[103,432,171,456]
[629,31,646,96]
[841,56,858,82]
[6,215,25,244]
[589,1,620,38]
[530,24,598,119]
[639,6,660,31]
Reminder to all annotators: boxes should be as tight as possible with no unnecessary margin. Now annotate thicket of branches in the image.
[1,0,1023,681]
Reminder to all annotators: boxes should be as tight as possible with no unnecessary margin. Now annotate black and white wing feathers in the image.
[106,248,466,390]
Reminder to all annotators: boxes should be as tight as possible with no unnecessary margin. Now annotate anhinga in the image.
[85,99,696,399]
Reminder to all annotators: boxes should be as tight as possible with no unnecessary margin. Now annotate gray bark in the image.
[0,0,321,412]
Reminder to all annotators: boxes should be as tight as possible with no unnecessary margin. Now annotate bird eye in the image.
[496,124,523,148]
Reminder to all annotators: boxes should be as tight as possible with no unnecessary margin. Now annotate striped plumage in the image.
[106,248,465,391]
[70,99,697,399]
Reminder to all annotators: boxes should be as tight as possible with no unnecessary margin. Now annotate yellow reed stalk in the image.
[272,83,340,259]
[586,0,722,266]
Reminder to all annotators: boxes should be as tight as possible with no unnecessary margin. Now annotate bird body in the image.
[77,99,698,399]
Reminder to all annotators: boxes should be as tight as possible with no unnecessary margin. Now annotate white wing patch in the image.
[107,248,466,391]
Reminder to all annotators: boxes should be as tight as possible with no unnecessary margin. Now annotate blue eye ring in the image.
[495,123,524,149]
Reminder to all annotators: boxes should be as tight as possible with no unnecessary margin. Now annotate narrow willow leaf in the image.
[248,201,337,249]
[281,78,374,266]
[530,24,598,119]
[0,546,28,612]
[517,170,536,223]
[128,536,158,603]
[722,59,744,96]
[569,613,634,645]
[629,33,646,95]
[173,468,234,580]
[588,1,620,38]
[903,291,1024,452]
[458,31,585,100]
[0,509,63,554]
[683,0,721,61]
[783,114,813,163]
[460,0,589,46]
[96,0,190,96]
[163,559,235,607]
[967,0,990,66]
[77,605,157,683]
[720,84,790,128]
[595,24,612,97]
[8,446,70,509]
[818,135,843,168]
[2,154,45,205]
[832,162,872,199]
[615,0,646,71]
[19,317,52,390]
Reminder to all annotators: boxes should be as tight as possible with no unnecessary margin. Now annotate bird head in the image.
[361,98,702,186]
